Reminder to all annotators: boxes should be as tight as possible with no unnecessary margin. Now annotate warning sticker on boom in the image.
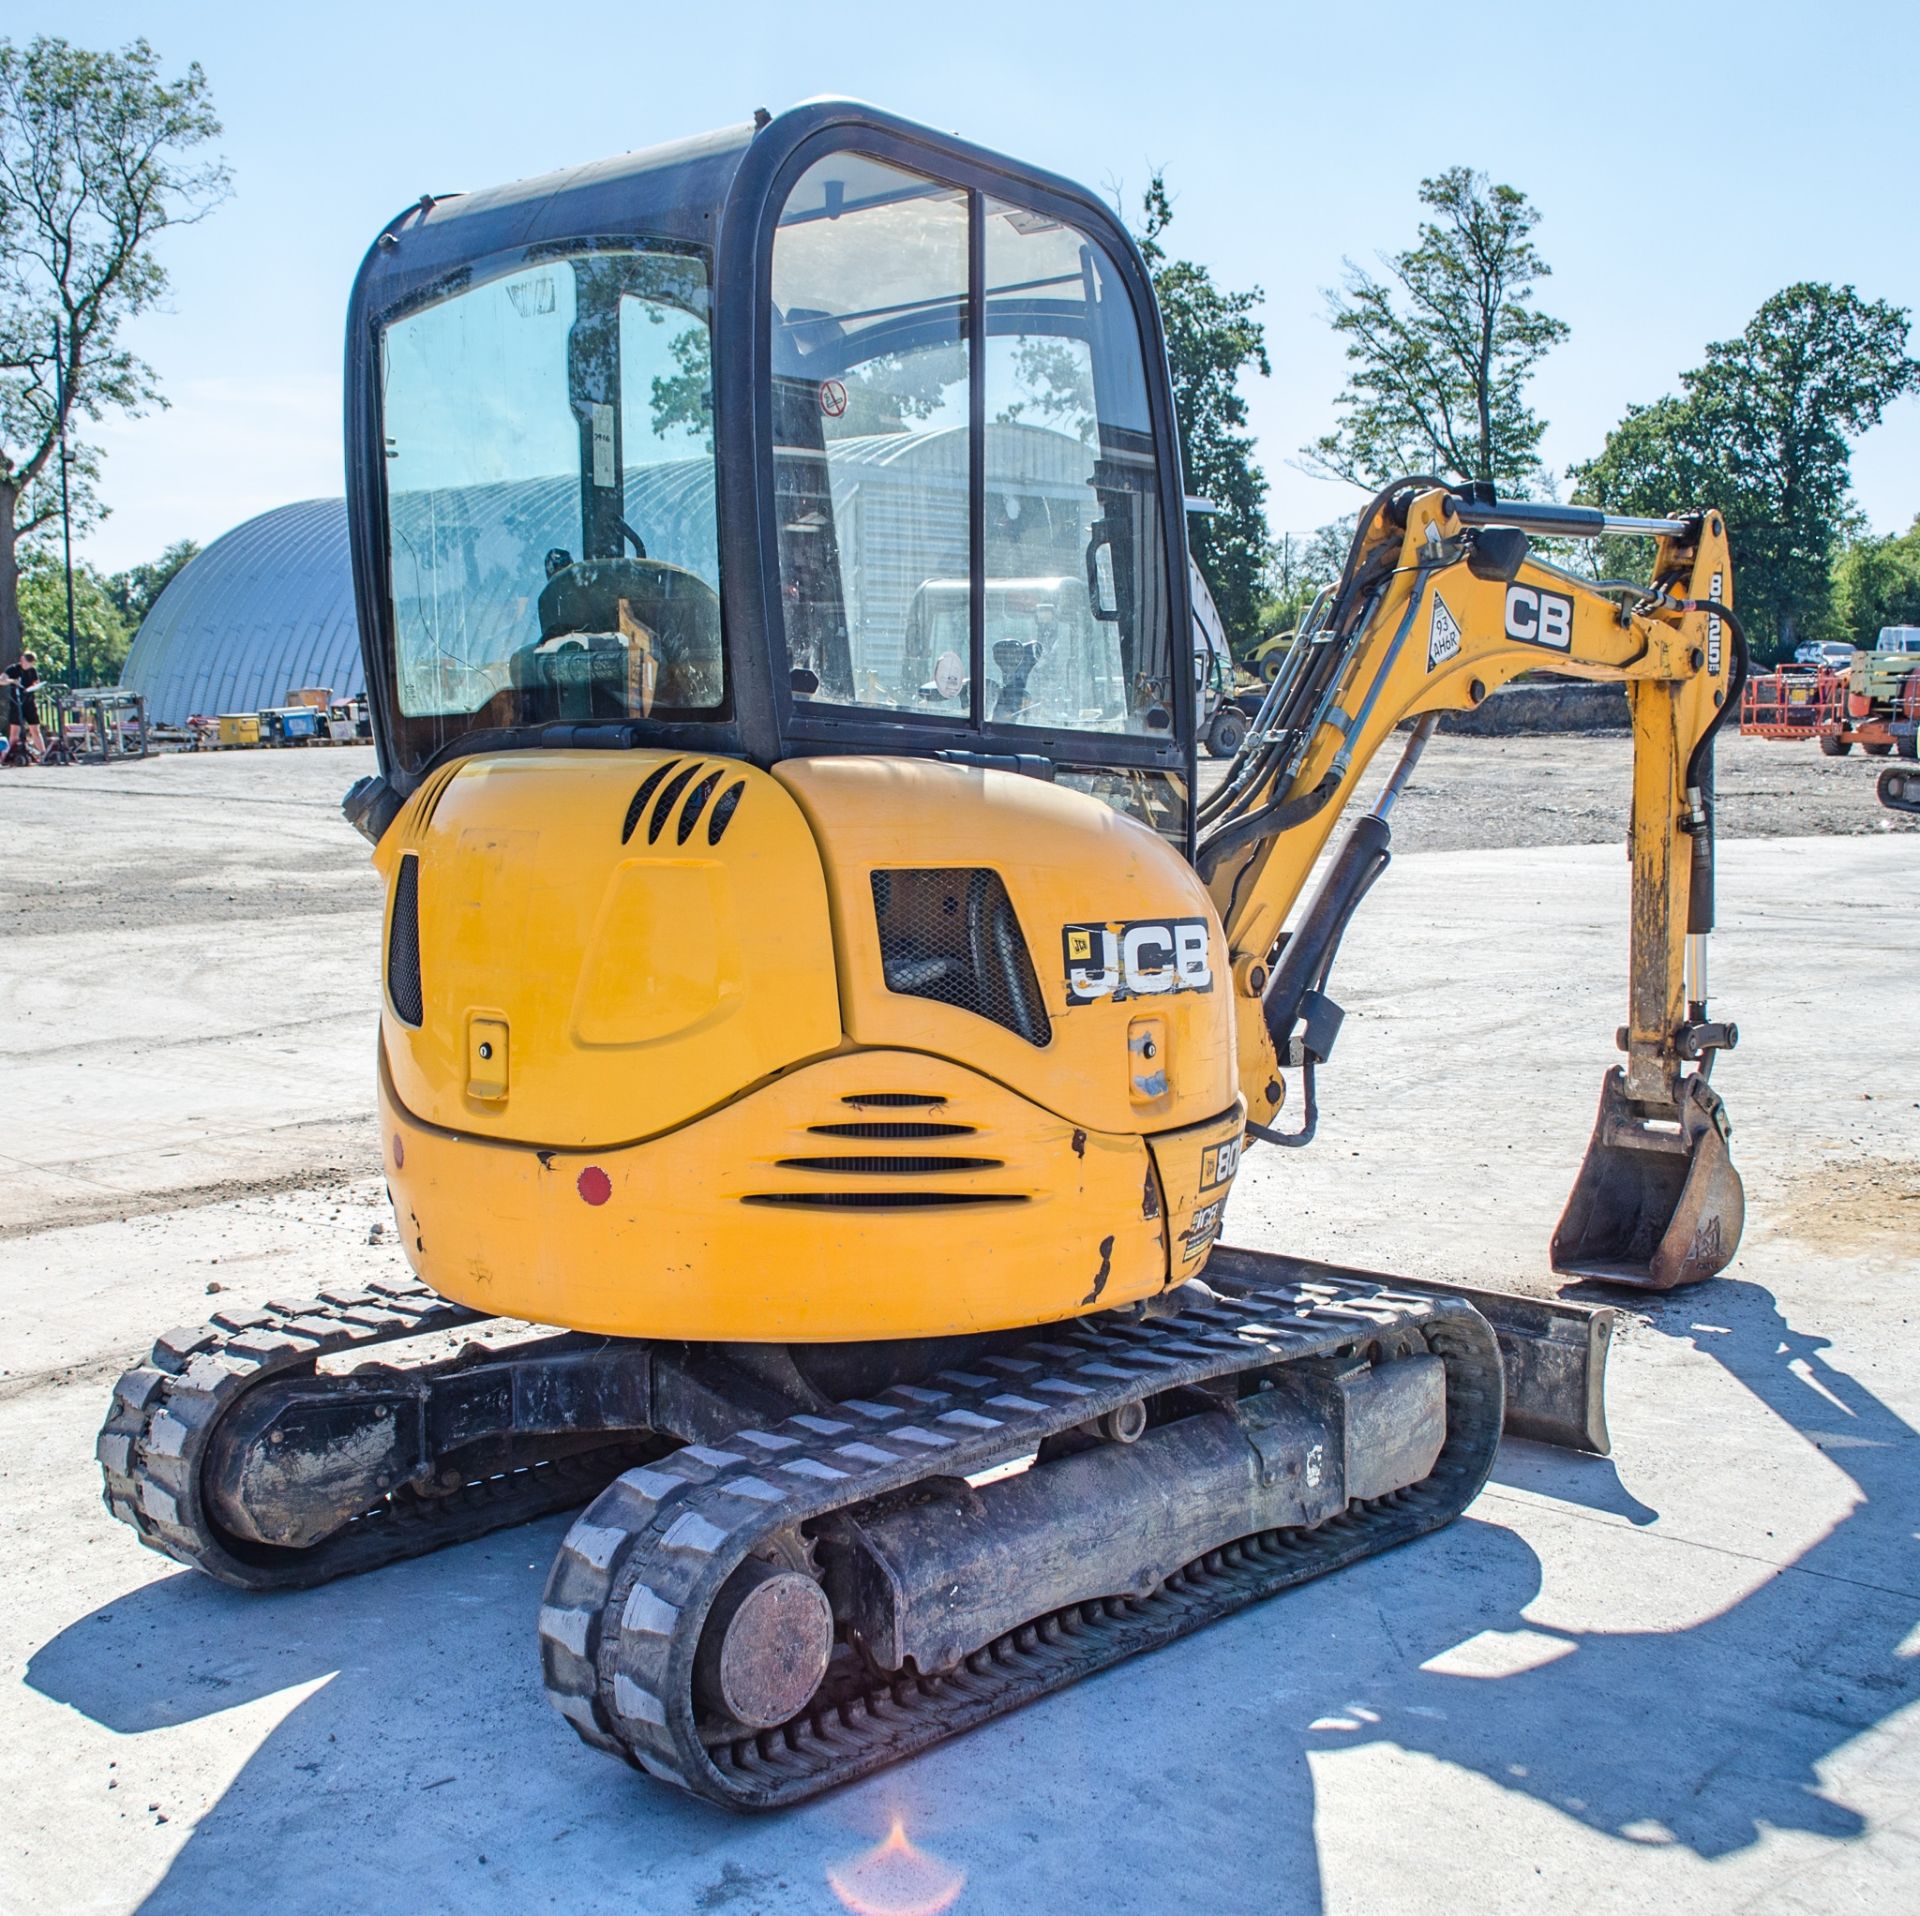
[1427,592,1462,671]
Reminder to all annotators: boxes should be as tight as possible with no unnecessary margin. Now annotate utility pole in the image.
[53,319,80,690]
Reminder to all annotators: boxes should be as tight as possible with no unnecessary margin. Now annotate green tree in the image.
[1309,167,1568,495]
[0,36,227,666]
[1573,284,1920,656]
[1260,520,1352,639]
[17,546,129,684]
[1134,174,1271,648]
[1830,516,1920,645]
[105,535,197,627]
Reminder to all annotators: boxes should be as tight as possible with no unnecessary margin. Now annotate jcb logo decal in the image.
[1063,918,1212,1006]
[1180,1197,1225,1262]
[1505,585,1573,649]
[1200,1136,1242,1190]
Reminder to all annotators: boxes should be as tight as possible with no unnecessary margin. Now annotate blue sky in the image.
[28,0,1920,570]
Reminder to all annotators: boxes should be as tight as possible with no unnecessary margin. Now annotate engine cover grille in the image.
[387,853,424,1028]
[869,868,1049,1047]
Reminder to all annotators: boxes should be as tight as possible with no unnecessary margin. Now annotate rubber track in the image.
[539,1276,1503,1809]
[97,1275,636,1590]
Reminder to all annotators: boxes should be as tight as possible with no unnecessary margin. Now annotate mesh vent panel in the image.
[387,854,424,1028]
[870,869,1049,1047]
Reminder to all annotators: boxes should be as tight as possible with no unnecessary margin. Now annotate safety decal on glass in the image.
[590,402,617,489]
[1427,592,1462,671]
[1063,919,1212,1006]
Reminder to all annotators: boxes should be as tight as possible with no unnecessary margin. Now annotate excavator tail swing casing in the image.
[1552,1067,1745,1291]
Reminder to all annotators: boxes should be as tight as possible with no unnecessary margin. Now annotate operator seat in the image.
[513,557,723,720]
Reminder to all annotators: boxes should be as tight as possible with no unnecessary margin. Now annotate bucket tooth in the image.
[1552,1067,1744,1292]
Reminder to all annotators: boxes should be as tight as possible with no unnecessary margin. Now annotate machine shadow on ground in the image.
[26,1276,1916,1916]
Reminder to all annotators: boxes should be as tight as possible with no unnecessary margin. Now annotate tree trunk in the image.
[0,486,22,670]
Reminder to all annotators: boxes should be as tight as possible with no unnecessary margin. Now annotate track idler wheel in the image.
[694,1558,835,1732]
[1552,1068,1744,1291]
[1878,766,1920,816]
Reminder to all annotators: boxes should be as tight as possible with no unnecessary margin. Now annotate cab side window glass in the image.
[381,247,724,754]
[768,156,1170,739]
[771,156,970,713]
[983,203,1169,738]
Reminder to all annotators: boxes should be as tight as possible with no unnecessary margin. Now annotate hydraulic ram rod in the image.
[1444,496,1692,541]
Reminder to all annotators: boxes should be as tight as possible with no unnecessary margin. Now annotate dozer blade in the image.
[1551,1066,1744,1291]
[1205,1245,1614,1456]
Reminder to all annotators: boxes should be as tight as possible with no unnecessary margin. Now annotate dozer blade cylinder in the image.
[830,1357,1445,1676]
[1552,1066,1745,1292]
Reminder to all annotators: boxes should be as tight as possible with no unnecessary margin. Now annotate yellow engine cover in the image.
[374,750,1245,1340]
[375,751,842,1148]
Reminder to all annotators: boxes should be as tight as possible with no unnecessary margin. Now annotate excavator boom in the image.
[1205,481,1746,1290]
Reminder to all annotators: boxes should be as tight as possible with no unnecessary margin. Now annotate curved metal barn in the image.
[121,498,360,725]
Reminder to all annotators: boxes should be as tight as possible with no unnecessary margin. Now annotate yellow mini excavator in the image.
[99,102,1748,1809]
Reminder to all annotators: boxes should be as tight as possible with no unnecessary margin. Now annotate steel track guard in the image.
[1552,1067,1744,1292]
[1879,765,1920,816]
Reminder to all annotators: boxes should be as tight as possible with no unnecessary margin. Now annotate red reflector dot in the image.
[392,1134,405,1169]
[577,1166,612,1206]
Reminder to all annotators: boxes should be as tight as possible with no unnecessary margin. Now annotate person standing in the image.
[1,659,24,767]
[15,654,47,763]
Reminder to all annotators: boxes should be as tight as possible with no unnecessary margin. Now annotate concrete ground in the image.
[1,744,1915,1915]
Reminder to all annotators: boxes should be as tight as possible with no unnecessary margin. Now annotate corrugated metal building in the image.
[121,498,360,725]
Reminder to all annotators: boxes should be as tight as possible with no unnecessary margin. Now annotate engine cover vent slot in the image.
[620,759,681,843]
[840,1093,947,1109]
[807,1121,977,1140]
[773,1156,1003,1176]
[742,1191,1025,1211]
[677,769,726,844]
[648,762,705,843]
[387,852,424,1028]
[707,779,746,845]
[870,869,1050,1047]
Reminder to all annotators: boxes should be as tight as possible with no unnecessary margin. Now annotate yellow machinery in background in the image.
[100,102,1746,1809]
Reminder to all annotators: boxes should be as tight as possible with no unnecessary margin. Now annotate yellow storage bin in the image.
[218,713,261,747]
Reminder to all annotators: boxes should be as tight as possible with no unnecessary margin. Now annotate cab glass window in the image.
[771,156,969,714]
[770,155,1171,739]
[380,247,722,764]
[982,201,1170,736]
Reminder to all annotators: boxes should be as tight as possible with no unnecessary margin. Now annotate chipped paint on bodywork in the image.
[1082,1235,1115,1306]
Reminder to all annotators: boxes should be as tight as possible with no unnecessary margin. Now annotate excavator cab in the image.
[346,101,1192,842]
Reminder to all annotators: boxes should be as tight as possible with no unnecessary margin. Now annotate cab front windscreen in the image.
[378,244,723,769]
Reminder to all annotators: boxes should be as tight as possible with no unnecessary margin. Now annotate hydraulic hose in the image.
[1680,598,1750,796]
[1196,770,1341,882]
[1677,598,1749,939]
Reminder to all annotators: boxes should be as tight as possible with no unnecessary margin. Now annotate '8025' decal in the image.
[1062,918,1213,1006]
